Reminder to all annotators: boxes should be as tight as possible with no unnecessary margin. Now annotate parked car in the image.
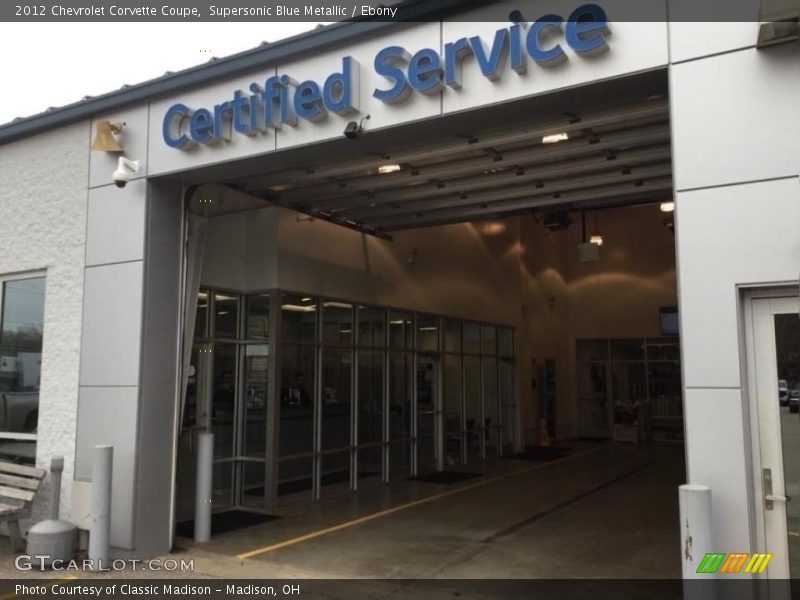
[790,387,800,413]
[780,379,790,406]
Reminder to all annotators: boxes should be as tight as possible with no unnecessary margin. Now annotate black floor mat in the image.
[175,510,279,538]
[410,471,482,484]
[506,446,572,462]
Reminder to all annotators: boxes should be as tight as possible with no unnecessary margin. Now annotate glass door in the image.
[175,344,211,523]
[577,362,612,438]
[748,295,800,580]
[416,354,442,475]
[176,290,273,529]
[577,340,613,439]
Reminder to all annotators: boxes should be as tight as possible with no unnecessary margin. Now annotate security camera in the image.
[112,157,140,188]
[343,121,362,139]
[343,115,370,140]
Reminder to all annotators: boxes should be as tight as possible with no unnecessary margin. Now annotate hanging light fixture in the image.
[578,211,600,262]
[589,210,603,246]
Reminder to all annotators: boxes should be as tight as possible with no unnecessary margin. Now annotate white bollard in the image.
[194,433,214,543]
[680,483,714,600]
[89,445,113,567]
[49,456,64,520]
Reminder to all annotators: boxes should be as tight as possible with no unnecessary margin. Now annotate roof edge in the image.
[0,0,487,145]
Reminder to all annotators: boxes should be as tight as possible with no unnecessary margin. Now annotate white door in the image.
[748,294,800,580]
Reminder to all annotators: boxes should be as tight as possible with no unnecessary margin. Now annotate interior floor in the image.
[170,441,684,579]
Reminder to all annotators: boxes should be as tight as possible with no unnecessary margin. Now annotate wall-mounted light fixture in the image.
[91,120,125,152]
[660,201,675,213]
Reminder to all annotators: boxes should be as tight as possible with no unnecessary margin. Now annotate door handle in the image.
[764,468,791,510]
[766,494,791,503]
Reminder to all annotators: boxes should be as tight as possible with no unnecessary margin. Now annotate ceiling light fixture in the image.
[378,164,401,175]
[542,132,569,144]
[590,210,603,246]
[282,304,317,312]
[660,201,675,213]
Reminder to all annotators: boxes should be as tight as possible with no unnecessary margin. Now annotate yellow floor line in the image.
[236,443,614,560]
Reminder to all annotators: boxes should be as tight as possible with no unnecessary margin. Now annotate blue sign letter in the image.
[527,15,567,67]
[162,103,194,149]
[373,46,412,104]
[324,56,359,115]
[189,108,215,144]
[566,4,611,56]
[295,80,326,122]
[408,48,444,94]
[469,29,509,81]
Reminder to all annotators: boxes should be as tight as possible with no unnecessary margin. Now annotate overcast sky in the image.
[0,22,329,125]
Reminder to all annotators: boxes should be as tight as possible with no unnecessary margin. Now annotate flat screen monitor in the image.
[660,306,679,336]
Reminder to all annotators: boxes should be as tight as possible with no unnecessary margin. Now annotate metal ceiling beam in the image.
[374,176,674,230]
[338,145,672,219]
[238,100,670,191]
[246,193,393,241]
[276,124,671,208]
[383,188,673,231]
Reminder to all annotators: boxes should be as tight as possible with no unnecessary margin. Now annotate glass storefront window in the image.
[0,276,45,464]
[321,348,352,450]
[211,343,237,459]
[241,461,267,508]
[357,306,385,348]
[243,344,269,457]
[444,354,463,464]
[358,445,383,483]
[246,293,270,339]
[444,320,461,353]
[463,323,480,354]
[389,311,413,350]
[464,356,482,462]
[277,456,314,500]
[481,325,497,355]
[322,301,353,346]
[611,338,646,361]
[498,327,514,358]
[577,339,609,362]
[483,357,499,456]
[646,338,681,361]
[320,451,351,497]
[389,353,412,441]
[358,351,384,445]
[195,290,209,338]
[213,292,239,338]
[279,344,315,456]
[417,315,439,352]
[611,362,647,405]
[282,295,317,343]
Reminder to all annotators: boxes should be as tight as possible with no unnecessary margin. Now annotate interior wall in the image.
[201,207,278,291]
[275,209,523,325]
[199,201,678,443]
[518,203,679,440]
